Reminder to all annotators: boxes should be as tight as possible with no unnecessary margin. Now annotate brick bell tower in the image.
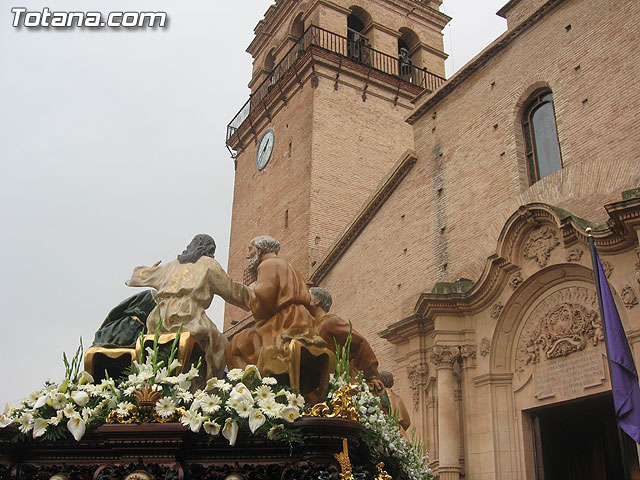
[224,0,449,329]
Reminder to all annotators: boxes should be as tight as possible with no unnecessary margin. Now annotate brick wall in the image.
[318,0,640,428]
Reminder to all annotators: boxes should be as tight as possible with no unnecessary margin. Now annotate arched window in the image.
[398,28,419,80]
[291,13,304,40]
[522,90,562,184]
[347,7,371,64]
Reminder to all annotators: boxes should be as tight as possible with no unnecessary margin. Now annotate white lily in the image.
[203,420,221,436]
[206,378,232,392]
[181,410,203,433]
[77,371,94,385]
[0,414,13,428]
[32,418,49,438]
[71,391,89,407]
[229,383,253,404]
[33,393,48,409]
[248,409,266,433]
[168,358,181,373]
[67,414,86,441]
[288,394,305,409]
[155,367,169,383]
[242,364,261,380]
[58,379,69,394]
[280,406,300,423]
[222,418,239,446]
[267,424,284,440]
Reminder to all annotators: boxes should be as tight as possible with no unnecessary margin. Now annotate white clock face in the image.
[256,129,275,170]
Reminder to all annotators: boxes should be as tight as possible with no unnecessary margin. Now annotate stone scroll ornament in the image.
[621,286,638,309]
[515,287,603,372]
[407,364,429,411]
[523,225,560,267]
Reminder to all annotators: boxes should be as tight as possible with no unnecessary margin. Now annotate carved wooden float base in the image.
[0,418,375,479]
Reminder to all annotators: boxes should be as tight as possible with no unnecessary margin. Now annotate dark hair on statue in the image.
[379,371,394,388]
[177,234,216,264]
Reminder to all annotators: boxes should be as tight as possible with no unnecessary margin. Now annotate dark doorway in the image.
[530,393,640,480]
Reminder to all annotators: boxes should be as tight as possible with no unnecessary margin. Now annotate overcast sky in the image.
[0,1,506,405]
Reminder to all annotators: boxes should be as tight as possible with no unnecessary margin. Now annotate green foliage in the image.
[62,338,83,383]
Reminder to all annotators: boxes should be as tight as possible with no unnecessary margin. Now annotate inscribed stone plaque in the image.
[534,349,605,400]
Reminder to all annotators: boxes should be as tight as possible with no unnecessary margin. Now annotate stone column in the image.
[431,346,462,480]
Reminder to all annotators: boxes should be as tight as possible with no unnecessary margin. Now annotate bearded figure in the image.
[225,236,333,400]
[126,234,248,380]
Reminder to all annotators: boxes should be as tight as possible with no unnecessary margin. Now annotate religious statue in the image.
[225,236,332,399]
[310,287,384,393]
[126,234,247,380]
[91,290,156,348]
[379,371,411,432]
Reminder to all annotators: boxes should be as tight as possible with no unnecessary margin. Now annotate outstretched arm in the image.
[208,259,251,311]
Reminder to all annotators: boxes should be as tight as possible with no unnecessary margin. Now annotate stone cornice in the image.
[375,0,451,29]
[309,150,418,284]
[410,41,449,60]
[473,372,513,387]
[407,0,567,123]
[248,0,302,58]
[496,0,521,19]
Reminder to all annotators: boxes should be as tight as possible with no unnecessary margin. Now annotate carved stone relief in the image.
[523,225,560,267]
[480,337,491,356]
[622,286,638,309]
[566,247,583,262]
[509,272,523,290]
[602,260,613,279]
[491,302,504,319]
[407,363,429,412]
[460,345,477,367]
[430,346,460,367]
[515,287,602,373]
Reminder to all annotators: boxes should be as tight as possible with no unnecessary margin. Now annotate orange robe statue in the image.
[316,313,381,384]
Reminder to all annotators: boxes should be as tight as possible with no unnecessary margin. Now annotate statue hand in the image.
[368,379,385,395]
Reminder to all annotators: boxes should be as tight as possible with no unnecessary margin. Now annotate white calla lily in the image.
[71,391,90,407]
[248,409,266,433]
[280,406,300,423]
[76,371,94,385]
[222,418,239,446]
[0,415,12,428]
[67,414,86,441]
[33,394,48,409]
[32,418,49,438]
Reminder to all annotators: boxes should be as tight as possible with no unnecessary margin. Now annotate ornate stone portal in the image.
[515,287,603,374]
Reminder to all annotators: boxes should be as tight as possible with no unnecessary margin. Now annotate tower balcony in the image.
[225,25,446,149]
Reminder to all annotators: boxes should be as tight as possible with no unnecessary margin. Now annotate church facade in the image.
[224,0,640,478]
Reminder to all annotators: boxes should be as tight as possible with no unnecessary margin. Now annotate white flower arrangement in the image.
[346,375,433,480]
[0,335,306,448]
[0,316,433,480]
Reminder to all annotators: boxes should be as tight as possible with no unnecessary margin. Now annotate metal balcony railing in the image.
[226,25,446,144]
